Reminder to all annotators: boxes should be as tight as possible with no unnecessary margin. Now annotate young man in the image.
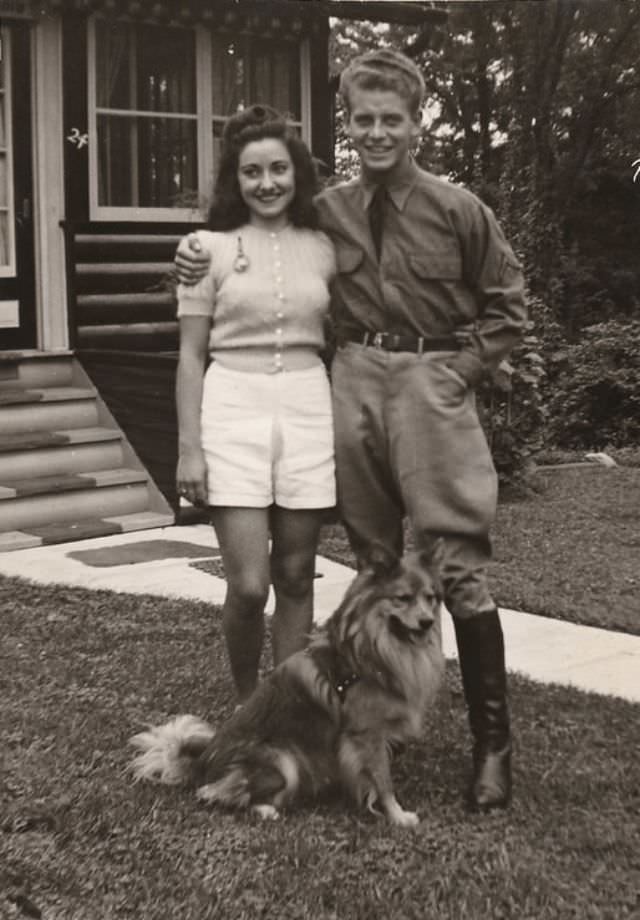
[174,49,526,811]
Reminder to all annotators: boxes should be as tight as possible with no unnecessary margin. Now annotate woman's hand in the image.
[175,233,211,285]
[176,446,209,506]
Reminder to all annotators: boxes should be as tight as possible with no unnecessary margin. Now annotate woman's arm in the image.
[176,315,211,506]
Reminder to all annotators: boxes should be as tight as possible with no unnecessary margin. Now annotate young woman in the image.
[176,105,336,703]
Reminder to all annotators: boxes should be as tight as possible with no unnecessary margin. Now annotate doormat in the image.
[67,540,220,568]
[190,558,226,579]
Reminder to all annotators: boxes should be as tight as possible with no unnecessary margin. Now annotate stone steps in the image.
[0,351,174,549]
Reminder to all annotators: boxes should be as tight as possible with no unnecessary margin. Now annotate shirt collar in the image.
[359,159,419,212]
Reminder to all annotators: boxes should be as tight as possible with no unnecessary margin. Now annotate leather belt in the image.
[341,328,460,354]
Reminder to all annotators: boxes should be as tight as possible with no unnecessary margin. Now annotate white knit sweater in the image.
[177,224,335,371]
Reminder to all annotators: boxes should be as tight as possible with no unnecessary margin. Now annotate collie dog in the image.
[130,544,445,826]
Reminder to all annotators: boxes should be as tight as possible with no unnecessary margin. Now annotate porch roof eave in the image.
[34,0,447,29]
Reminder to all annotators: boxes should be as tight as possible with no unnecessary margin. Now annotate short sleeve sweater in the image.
[177,224,336,371]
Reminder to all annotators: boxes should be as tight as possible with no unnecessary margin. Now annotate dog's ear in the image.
[418,537,444,569]
[363,542,400,577]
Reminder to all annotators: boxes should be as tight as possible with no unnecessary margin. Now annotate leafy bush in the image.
[547,318,640,448]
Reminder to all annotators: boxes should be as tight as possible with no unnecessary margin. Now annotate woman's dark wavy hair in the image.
[208,105,319,231]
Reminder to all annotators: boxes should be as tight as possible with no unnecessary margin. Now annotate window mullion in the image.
[87,17,99,218]
[196,24,213,219]
[0,25,15,276]
[300,37,311,147]
[129,26,139,208]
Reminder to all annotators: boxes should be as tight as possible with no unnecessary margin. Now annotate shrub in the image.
[547,318,640,448]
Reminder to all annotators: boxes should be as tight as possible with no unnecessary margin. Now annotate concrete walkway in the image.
[0,523,638,704]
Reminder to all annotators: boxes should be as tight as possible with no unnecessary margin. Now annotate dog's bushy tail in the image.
[129,715,215,786]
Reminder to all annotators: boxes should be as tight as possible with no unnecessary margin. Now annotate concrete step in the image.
[0,510,175,551]
[0,386,99,433]
[0,426,121,453]
[0,467,148,500]
[0,474,152,531]
[0,352,175,544]
[0,385,97,404]
[0,351,74,389]
[0,428,124,479]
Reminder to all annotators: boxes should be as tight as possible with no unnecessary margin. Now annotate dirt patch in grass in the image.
[1,577,638,919]
[319,466,640,635]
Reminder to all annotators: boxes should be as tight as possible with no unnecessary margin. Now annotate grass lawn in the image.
[320,465,640,636]
[1,576,639,920]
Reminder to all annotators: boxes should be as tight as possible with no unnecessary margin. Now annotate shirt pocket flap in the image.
[336,246,364,274]
[410,252,461,280]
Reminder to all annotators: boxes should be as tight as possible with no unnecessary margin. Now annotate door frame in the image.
[0,21,36,349]
[32,16,68,351]
[0,15,67,354]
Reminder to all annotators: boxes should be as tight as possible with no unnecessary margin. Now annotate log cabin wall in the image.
[76,349,182,509]
[64,226,185,508]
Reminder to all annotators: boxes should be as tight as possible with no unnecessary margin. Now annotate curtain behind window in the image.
[95,21,197,209]
[93,21,302,213]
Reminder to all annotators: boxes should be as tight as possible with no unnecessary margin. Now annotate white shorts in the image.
[200,362,336,509]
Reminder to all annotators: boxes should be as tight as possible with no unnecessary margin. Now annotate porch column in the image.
[32,15,68,351]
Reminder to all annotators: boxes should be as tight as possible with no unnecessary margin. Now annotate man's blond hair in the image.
[339,49,425,118]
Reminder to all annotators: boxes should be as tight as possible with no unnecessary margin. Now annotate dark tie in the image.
[368,184,387,261]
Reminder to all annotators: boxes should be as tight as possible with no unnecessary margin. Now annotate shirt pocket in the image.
[409,252,462,281]
[336,246,365,275]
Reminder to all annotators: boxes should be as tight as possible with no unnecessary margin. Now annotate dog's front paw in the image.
[252,804,280,820]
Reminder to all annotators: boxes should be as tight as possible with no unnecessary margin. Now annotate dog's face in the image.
[331,543,443,665]
[363,544,443,648]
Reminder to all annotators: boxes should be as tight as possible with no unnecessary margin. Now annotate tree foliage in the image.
[330,1,640,453]
[547,318,640,448]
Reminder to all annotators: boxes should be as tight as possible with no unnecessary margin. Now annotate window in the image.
[0,26,16,275]
[88,18,309,221]
[210,33,303,175]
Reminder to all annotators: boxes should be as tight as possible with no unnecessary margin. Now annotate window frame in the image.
[0,25,17,277]
[87,17,311,223]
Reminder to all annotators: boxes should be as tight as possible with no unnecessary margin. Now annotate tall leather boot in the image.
[453,609,512,811]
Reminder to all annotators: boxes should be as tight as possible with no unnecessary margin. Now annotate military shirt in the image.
[315,160,527,385]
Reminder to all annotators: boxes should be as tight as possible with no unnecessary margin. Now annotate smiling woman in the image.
[237,138,296,232]
[173,105,337,706]
[205,105,319,233]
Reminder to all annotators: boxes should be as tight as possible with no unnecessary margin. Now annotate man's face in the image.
[345,85,421,180]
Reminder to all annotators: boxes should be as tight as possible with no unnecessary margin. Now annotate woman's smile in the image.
[237,138,295,230]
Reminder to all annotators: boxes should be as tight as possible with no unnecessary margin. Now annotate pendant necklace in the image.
[233,235,250,273]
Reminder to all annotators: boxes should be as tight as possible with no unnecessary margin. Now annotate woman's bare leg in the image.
[269,507,325,665]
[211,507,270,702]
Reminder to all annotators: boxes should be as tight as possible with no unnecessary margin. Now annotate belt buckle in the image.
[372,332,386,349]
